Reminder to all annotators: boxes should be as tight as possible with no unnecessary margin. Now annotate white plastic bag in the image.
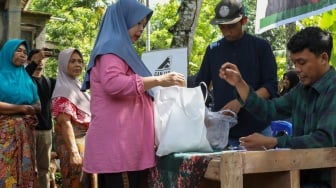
[205,108,237,150]
[154,85,213,156]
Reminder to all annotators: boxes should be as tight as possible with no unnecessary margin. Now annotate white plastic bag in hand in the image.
[154,85,213,156]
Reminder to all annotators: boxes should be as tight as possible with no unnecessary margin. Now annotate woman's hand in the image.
[158,72,186,87]
[20,102,41,115]
[31,103,41,113]
[142,72,186,90]
[56,113,83,171]
[70,151,83,171]
[21,105,37,115]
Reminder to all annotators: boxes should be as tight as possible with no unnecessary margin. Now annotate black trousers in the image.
[97,170,148,188]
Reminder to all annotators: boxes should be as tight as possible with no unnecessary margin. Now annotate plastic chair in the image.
[270,120,292,137]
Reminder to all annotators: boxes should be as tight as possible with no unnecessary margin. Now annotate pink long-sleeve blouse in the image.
[83,54,155,173]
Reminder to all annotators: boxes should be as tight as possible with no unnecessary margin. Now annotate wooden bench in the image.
[202,148,336,188]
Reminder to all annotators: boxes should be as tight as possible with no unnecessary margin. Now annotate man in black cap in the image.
[195,0,278,147]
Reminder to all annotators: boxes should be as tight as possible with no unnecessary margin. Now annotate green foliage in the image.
[299,9,336,67]
[29,0,336,80]
[135,0,179,54]
[55,172,62,187]
[29,0,107,79]
[190,0,220,75]
[274,50,289,79]
[319,10,336,66]
[243,0,288,79]
[146,0,288,77]
[143,0,221,75]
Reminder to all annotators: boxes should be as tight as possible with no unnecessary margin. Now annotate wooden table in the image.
[203,148,336,188]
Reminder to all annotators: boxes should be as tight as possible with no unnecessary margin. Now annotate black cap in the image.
[210,0,245,25]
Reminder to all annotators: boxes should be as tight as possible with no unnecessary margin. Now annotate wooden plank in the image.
[220,152,243,188]
[242,148,336,174]
[332,168,336,188]
[204,148,336,188]
[204,158,220,180]
[289,170,300,188]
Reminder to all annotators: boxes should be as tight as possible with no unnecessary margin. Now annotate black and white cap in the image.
[210,0,245,25]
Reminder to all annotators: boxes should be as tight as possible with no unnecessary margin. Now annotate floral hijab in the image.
[0,39,39,105]
[52,48,91,115]
[81,0,153,96]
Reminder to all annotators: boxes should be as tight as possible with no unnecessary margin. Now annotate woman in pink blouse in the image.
[51,48,94,188]
[81,0,186,187]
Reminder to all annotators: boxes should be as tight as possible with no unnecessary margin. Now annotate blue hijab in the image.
[0,39,39,105]
[81,0,153,96]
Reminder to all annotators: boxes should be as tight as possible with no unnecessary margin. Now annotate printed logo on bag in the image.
[154,56,172,76]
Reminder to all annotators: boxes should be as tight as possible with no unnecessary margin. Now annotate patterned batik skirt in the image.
[54,122,92,188]
[0,115,36,188]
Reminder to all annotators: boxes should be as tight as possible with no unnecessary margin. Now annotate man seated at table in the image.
[218,26,335,188]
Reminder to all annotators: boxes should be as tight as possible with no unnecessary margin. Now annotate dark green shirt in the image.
[241,67,336,148]
[238,66,336,185]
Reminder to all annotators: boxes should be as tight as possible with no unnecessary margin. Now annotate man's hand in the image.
[219,63,244,87]
[219,62,250,102]
[30,49,52,64]
[239,133,277,150]
[221,99,241,114]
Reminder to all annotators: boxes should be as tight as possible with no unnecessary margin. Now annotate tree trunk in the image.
[285,23,296,69]
[169,0,203,68]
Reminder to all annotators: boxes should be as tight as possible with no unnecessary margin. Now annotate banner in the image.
[141,47,188,92]
[255,0,336,34]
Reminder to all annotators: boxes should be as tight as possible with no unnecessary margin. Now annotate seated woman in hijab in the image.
[0,39,41,187]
